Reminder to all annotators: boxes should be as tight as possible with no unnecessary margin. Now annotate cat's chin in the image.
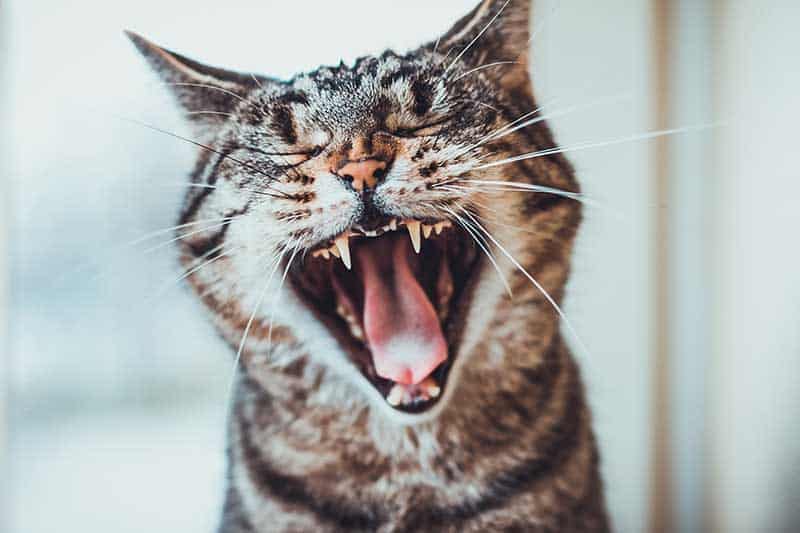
[289,216,479,414]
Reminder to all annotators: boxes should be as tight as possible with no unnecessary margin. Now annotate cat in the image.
[128,0,609,531]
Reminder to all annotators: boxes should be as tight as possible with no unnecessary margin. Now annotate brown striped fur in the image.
[128,1,610,530]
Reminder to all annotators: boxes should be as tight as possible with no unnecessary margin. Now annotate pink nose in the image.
[336,159,387,192]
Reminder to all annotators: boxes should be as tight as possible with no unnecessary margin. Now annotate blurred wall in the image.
[1,0,10,528]
[709,1,800,531]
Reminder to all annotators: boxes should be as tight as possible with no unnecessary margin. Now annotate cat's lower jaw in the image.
[219,333,610,533]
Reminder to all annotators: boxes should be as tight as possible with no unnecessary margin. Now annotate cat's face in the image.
[130,0,579,422]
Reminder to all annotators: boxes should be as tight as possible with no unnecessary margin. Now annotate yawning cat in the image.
[128,0,610,530]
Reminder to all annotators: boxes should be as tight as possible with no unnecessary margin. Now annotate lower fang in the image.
[421,377,441,398]
[387,385,404,406]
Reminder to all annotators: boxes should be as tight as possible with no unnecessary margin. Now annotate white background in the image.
[2,1,798,532]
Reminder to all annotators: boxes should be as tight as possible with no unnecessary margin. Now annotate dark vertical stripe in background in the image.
[650,0,673,532]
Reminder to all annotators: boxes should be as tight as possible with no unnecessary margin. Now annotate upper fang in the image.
[407,221,422,253]
[335,235,352,270]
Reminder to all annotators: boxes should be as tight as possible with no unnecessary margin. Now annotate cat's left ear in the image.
[433,0,531,89]
[126,31,265,130]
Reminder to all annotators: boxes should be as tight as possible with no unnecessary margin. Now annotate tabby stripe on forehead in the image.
[272,105,297,145]
[410,78,434,116]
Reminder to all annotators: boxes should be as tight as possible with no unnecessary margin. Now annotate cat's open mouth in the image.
[291,218,478,413]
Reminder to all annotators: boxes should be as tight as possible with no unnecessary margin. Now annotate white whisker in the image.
[185,110,235,119]
[140,219,238,255]
[451,61,519,83]
[442,206,513,297]
[265,245,302,356]
[472,123,718,171]
[250,73,265,89]
[149,244,238,301]
[444,0,512,76]
[122,217,236,249]
[226,245,290,405]
[166,82,250,105]
[453,93,632,160]
[459,207,592,359]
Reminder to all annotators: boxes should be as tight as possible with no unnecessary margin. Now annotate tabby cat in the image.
[128,0,609,530]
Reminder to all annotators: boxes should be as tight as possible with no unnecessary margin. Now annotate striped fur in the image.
[129,1,609,530]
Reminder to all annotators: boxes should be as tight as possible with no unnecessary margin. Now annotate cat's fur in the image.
[129,1,609,531]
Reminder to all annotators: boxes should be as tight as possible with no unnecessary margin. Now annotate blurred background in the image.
[1,0,798,531]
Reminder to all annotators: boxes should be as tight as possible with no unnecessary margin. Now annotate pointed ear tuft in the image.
[125,30,265,128]
[435,0,531,87]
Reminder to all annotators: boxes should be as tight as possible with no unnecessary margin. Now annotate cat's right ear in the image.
[125,31,264,130]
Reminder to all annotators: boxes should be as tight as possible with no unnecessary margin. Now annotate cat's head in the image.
[129,0,580,423]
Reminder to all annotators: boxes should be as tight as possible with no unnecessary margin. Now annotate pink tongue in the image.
[357,236,447,385]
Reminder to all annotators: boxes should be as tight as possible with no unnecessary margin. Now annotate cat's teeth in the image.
[334,235,351,269]
[406,220,422,253]
[389,218,398,231]
[365,229,378,237]
[420,377,440,399]
[422,224,433,239]
[329,245,340,258]
[434,221,451,235]
[386,378,441,407]
[386,385,405,406]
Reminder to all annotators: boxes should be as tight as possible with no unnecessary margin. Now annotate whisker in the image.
[165,82,250,106]
[444,0,512,76]
[148,243,239,302]
[250,73,265,89]
[140,219,238,255]
[452,93,631,160]
[439,179,598,207]
[472,123,718,171]
[115,114,292,199]
[459,207,592,359]
[265,245,302,357]
[226,245,290,404]
[451,61,519,83]
[121,216,237,249]
[185,110,236,119]
[442,206,512,297]
[524,0,560,52]
[163,182,288,199]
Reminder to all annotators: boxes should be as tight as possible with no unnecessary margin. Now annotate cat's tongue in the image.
[356,236,447,385]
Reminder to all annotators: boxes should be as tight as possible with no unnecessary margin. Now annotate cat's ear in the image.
[434,0,531,88]
[125,31,265,130]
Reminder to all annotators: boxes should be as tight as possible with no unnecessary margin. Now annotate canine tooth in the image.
[407,221,422,253]
[335,235,352,269]
[421,378,441,399]
[387,385,404,406]
[422,224,433,239]
[389,219,398,231]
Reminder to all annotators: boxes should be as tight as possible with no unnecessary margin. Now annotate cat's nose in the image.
[335,159,388,192]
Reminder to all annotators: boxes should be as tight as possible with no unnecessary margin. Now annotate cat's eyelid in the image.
[395,117,452,138]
